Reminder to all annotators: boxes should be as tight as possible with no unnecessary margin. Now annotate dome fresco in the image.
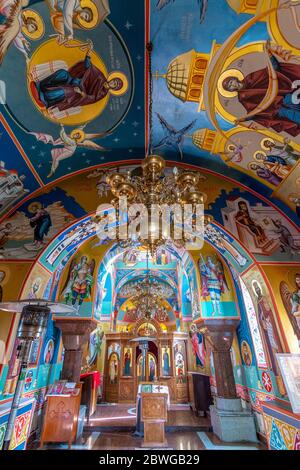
[0,0,297,221]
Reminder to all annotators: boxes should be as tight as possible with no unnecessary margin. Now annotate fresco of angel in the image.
[30,124,110,177]
[61,255,95,313]
[280,274,300,342]
[0,1,43,64]
[154,113,197,161]
[47,0,110,44]
[199,254,229,316]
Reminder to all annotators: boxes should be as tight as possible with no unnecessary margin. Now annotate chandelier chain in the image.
[147,42,154,156]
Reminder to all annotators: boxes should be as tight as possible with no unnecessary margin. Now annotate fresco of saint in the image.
[280,273,300,342]
[162,348,170,376]
[109,353,118,384]
[235,201,267,244]
[29,204,52,248]
[189,324,206,368]
[47,0,111,43]
[62,255,95,311]
[31,50,124,112]
[222,43,300,137]
[252,280,283,377]
[262,138,300,167]
[123,349,131,376]
[149,356,155,382]
[199,255,228,316]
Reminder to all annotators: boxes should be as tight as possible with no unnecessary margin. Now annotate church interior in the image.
[0,0,300,453]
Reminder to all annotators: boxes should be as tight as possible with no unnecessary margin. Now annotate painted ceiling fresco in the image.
[0,0,299,220]
[2,2,300,448]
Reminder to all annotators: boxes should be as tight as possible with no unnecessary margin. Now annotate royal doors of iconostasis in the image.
[104,326,189,404]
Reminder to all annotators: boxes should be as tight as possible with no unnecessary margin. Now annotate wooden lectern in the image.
[141,392,168,447]
[40,383,82,449]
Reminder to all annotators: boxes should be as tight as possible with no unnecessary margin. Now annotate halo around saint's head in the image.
[75,0,99,30]
[22,10,45,41]
[289,192,299,202]
[28,201,42,214]
[70,129,85,143]
[254,150,267,162]
[227,144,237,152]
[107,72,129,96]
[248,161,261,171]
[261,137,275,151]
[251,279,263,297]
[217,69,244,98]
[0,267,9,286]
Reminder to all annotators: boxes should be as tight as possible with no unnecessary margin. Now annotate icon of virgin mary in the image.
[30,50,125,112]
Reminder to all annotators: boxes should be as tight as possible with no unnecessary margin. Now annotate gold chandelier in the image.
[105,154,213,255]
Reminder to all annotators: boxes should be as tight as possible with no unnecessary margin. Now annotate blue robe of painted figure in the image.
[30,208,52,243]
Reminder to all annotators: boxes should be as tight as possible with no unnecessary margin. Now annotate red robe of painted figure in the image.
[237,61,300,136]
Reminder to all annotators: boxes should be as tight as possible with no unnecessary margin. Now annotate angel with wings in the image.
[280,274,300,342]
[47,0,110,44]
[0,0,39,64]
[30,124,110,177]
[153,113,197,161]
[61,255,95,312]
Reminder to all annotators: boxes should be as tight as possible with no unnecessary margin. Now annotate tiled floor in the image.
[44,430,265,451]
[39,404,265,451]
[85,403,210,430]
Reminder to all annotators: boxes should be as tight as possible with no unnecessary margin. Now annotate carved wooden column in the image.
[201,319,240,399]
[55,319,97,383]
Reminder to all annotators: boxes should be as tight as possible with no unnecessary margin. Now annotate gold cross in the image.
[153,71,166,80]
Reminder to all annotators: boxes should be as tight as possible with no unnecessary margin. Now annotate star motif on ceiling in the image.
[124,21,133,30]
[133,132,138,136]
[132,121,139,127]
[114,138,120,142]
[31,145,36,150]
[136,55,142,61]
[39,151,45,157]
[128,149,133,153]
[137,106,142,110]
[86,160,91,164]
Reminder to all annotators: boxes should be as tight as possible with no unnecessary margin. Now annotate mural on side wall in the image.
[221,196,300,261]
[242,267,287,397]
[59,253,95,314]
[280,272,300,343]
[21,262,50,300]
[262,265,300,352]
[197,246,239,318]
[189,323,206,370]
[82,325,104,373]
[0,189,85,259]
